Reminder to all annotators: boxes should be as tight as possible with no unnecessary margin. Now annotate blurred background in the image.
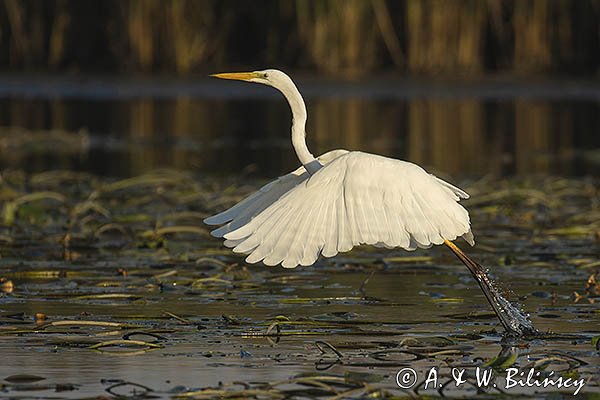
[0,0,599,178]
[2,3,600,396]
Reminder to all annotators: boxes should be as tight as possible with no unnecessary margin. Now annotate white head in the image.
[211,68,316,170]
[211,69,297,92]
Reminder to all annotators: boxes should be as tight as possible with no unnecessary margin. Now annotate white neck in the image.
[280,81,322,175]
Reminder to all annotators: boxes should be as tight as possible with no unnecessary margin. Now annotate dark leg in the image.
[444,240,538,336]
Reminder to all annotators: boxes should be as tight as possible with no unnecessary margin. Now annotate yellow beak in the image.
[210,72,258,81]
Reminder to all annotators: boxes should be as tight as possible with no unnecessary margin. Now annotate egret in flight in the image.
[205,69,536,335]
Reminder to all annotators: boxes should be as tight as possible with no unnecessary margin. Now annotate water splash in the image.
[474,265,539,336]
[445,240,539,337]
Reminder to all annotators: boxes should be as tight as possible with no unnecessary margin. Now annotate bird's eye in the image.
[263,73,268,78]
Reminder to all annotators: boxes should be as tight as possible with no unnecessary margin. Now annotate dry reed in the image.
[0,0,597,75]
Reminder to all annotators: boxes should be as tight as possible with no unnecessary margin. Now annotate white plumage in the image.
[204,69,474,268]
[206,149,473,268]
[201,69,540,337]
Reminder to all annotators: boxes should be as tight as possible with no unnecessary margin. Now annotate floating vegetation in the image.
[0,170,598,397]
[88,339,162,352]
[0,128,90,155]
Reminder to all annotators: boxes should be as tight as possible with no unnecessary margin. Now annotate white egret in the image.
[204,69,536,335]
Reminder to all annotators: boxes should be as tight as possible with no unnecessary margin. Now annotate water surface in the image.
[0,77,598,398]
[0,75,598,178]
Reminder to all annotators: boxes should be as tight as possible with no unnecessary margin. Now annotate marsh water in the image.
[0,76,599,398]
[1,75,599,178]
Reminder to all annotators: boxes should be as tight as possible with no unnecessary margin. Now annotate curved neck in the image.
[281,82,321,175]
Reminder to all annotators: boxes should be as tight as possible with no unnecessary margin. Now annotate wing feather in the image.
[259,196,307,266]
[375,183,395,246]
[336,185,353,252]
[208,151,474,268]
[241,195,302,264]
[433,176,470,200]
[281,190,316,266]
[385,188,410,248]
[205,149,350,238]
[300,192,328,265]
[205,169,305,229]
[356,178,377,244]
[411,187,444,245]
[321,191,338,257]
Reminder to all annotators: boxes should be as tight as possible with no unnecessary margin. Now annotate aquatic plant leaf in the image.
[2,191,66,225]
[4,374,46,383]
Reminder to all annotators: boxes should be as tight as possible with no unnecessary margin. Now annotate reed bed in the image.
[0,0,598,75]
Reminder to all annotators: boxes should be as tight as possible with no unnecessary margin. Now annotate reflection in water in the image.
[0,91,598,178]
[408,99,489,175]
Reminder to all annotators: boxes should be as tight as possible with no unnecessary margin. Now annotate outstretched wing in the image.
[204,149,349,243]
[212,151,474,268]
